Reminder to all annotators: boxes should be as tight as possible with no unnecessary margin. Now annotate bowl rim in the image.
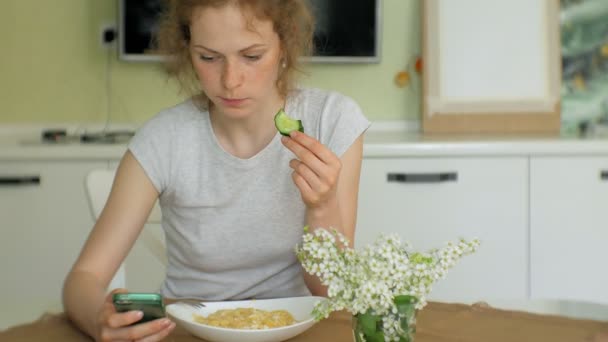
[166,296,324,334]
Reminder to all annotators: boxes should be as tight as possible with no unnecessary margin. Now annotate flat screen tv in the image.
[118,0,382,63]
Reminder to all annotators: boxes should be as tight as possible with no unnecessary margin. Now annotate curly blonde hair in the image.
[154,0,314,109]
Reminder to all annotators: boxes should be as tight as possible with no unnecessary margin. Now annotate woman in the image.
[63,0,370,340]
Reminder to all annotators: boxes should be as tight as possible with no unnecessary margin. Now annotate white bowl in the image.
[166,296,325,342]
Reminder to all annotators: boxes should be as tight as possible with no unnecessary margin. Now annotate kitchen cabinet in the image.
[0,157,165,330]
[530,156,608,305]
[356,157,529,303]
[0,161,108,330]
[356,144,608,312]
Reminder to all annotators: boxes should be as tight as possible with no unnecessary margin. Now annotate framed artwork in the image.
[421,0,562,134]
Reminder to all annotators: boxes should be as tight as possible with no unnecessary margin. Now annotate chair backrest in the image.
[84,169,167,289]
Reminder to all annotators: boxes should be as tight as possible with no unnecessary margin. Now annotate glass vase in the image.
[352,295,417,342]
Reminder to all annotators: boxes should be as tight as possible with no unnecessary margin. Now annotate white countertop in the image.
[1,122,608,161]
[363,129,608,157]
[0,124,130,161]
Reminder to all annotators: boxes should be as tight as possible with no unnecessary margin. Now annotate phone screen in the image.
[112,293,166,324]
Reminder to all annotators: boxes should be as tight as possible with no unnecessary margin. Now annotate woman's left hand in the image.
[281,131,342,209]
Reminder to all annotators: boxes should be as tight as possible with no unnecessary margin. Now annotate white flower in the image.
[295,226,480,342]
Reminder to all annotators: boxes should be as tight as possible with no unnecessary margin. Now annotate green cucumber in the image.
[274,108,304,136]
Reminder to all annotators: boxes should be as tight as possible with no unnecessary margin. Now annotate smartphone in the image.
[112,292,166,324]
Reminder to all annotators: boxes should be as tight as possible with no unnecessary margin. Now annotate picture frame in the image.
[421,0,562,134]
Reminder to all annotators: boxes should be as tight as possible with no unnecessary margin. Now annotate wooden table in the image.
[1,302,607,341]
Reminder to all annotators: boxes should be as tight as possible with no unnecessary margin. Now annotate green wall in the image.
[0,0,421,125]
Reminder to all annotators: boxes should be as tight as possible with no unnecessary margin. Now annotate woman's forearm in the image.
[305,197,343,235]
[62,270,108,340]
[303,272,328,297]
[303,197,344,297]
[300,136,365,297]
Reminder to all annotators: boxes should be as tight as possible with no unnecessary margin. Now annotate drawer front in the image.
[356,157,528,303]
[530,156,608,304]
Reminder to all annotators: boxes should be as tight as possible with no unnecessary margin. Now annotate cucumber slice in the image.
[274,108,304,136]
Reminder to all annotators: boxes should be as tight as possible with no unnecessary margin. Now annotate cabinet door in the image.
[0,161,107,329]
[530,156,608,304]
[356,157,528,303]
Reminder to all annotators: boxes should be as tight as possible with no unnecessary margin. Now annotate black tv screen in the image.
[118,0,382,63]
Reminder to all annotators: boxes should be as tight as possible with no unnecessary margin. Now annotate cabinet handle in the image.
[0,176,41,186]
[601,170,608,181]
[387,172,458,183]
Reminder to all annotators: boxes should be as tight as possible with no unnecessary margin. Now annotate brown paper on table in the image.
[1,302,607,342]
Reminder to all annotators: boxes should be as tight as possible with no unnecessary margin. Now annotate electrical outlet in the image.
[100,23,117,48]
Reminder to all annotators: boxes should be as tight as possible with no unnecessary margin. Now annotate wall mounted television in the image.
[118,0,382,63]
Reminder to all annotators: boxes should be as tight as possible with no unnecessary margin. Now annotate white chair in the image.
[85,168,166,290]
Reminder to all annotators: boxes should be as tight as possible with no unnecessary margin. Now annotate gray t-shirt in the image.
[128,87,370,300]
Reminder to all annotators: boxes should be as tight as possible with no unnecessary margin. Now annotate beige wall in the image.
[0,0,421,125]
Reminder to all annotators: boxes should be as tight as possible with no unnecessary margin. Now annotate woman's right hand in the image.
[96,289,175,342]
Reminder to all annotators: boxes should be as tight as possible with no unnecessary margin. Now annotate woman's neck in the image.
[209,96,285,159]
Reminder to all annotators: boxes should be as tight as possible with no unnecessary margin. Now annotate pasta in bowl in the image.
[166,296,325,342]
[193,307,297,329]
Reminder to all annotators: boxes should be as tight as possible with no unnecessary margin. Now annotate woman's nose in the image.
[221,60,243,90]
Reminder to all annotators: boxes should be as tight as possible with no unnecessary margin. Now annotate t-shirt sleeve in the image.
[127,112,174,194]
[320,93,371,158]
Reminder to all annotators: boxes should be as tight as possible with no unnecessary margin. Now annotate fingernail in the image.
[281,136,289,143]
[161,318,172,326]
[289,131,298,137]
[135,311,144,318]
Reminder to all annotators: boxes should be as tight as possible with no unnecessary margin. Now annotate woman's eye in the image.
[244,55,261,61]
[199,55,215,62]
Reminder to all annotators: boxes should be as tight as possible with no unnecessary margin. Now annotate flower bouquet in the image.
[295,227,480,342]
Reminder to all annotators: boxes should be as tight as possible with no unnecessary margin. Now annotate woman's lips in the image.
[219,97,247,107]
